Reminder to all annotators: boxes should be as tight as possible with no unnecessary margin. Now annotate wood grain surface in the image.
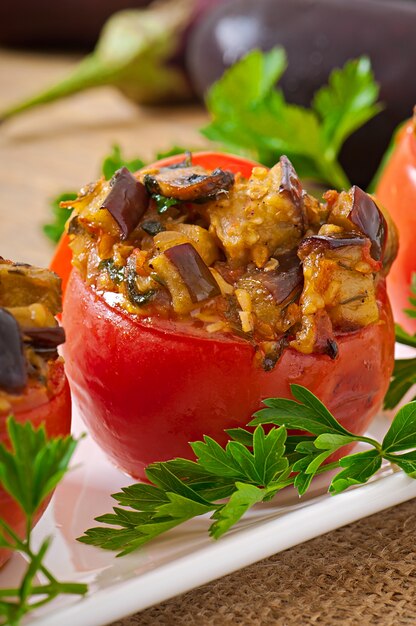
[1,48,416,626]
[0,48,207,266]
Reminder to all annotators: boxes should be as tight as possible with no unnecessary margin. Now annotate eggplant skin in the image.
[0,0,153,49]
[187,0,416,187]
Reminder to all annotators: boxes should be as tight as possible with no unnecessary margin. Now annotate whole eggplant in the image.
[187,0,416,187]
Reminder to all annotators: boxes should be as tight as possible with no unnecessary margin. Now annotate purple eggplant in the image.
[102,167,149,240]
[187,0,416,187]
[165,243,221,302]
[0,308,27,394]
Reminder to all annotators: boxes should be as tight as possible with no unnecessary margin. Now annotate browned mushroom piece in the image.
[143,166,235,202]
[0,259,62,314]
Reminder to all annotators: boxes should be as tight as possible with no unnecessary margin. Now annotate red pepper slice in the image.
[376,119,416,333]
[54,152,395,481]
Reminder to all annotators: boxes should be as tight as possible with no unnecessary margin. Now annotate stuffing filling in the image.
[65,154,397,369]
[0,259,65,411]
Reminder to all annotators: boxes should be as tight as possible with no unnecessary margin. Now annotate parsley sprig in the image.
[80,386,416,556]
[0,418,87,626]
[385,274,416,409]
[202,49,381,190]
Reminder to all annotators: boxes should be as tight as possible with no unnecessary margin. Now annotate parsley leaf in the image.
[210,483,265,539]
[250,383,356,437]
[312,57,382,162]
[329,449,382,494]
[43,192,78,243]
[101,144,145,179]
[202,49,381,190]
[0,418,87,625]
[382,401,416,453]
[80,387,416,557]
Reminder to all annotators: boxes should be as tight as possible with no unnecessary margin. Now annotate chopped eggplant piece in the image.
[22,325,66,350]
[0,260,62,314]
[0,307,27,394]
[143,166,234,202]
[102,167,149,240]
[349,186,387,261]
[141,220,166,236]
[298,233,368,258]
[258,253,303,305]
[164,243,221,303]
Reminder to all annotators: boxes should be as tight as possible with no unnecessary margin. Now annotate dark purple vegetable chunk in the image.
[298,233,368,258]
[102,167,149,240]
[165,243,221,303]
[349,186,387,261]
[0,307,27,394]
[258,253,303,305]
[22,326,66,351]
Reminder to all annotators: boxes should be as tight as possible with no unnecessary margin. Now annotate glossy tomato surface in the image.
[376,120,416,333]
[0,360,71,566]
[58,152,395,480]
[63,238,394,481]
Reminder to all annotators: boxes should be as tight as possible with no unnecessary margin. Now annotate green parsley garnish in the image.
[0,418,87,625]
[202,49,381,190]
[79,386,416,556]
[152,194,179,214]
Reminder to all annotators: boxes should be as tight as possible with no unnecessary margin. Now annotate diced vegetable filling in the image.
[0,259,65,404]
[66,155,397,369]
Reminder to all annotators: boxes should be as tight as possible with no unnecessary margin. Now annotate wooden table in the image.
[1,48,416,626]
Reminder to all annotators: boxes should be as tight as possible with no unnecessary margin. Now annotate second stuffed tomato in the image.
[57,152,396,480]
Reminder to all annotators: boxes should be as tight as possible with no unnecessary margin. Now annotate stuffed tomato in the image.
[376,113,416,333]
[0,260,71,566]
[57,152,396,480]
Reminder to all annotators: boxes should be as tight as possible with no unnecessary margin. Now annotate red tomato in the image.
[0,360,71,566]
[57,152,395,481]
[376,119,416,333]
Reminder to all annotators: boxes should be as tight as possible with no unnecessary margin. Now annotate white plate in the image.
[2,364,416,626]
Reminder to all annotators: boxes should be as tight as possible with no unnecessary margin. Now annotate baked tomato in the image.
[376,115,416,333]
[56,152,396,480]
[0,260,71,566]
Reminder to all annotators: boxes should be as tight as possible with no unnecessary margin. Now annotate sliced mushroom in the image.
[143,166,235,202]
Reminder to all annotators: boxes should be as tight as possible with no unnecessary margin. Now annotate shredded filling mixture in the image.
[65,154,397,370]
[0,259,65,411]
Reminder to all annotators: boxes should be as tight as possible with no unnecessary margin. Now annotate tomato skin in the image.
[376,120,416,333]
[63,270,394,480]
[56,151,394,481]
[0,360,71,567]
